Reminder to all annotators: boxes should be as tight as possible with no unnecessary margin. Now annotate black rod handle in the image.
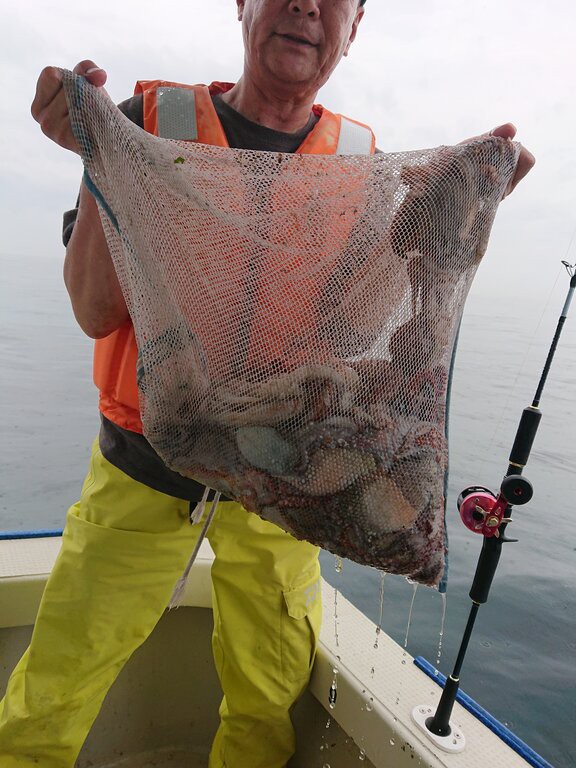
[469,536,503,604]
[509,406,541,469]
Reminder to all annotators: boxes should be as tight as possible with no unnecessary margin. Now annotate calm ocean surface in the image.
[1,251,575,767]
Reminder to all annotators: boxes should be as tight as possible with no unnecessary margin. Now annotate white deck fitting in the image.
[412,704,466,753]
[0,536,534,768]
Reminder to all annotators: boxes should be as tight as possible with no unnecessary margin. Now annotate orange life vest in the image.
[94,80,376,433]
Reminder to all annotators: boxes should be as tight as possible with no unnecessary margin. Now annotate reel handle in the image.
[500,474,533,505]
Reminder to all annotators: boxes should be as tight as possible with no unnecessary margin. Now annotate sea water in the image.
[1,252,575,767]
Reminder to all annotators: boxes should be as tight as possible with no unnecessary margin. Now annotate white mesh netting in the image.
[63,71,519,586]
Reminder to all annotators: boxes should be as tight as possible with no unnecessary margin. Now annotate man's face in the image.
[237,0,364,93]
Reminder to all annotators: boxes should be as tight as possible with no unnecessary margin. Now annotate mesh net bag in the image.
[63,71,519,587]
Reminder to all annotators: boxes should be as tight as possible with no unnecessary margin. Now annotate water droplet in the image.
[404,583,418,648]
[323,764,331,768]
[326,718,331,729]
[358,749,366,761]
[401,659,406,665]
[390,738,395,746]
[328,670,338,709]
[373,571,386,648]
[333,587,340,649]
[334,555,343,573]
[365,697,373,712]
[370,666,375,678]
[436,592,447,668]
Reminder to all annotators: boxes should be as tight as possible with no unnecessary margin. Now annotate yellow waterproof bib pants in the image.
[0,440,321,768]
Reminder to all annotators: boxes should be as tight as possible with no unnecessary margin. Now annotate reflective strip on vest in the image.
[157,87,198,140]
[336,117,373,156]
[155,88,373,155]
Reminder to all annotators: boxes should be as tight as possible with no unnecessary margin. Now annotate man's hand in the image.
[31,61,107,153]
[464,122,535,198]
[31,61,130,337]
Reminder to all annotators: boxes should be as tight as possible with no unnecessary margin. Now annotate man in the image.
[0,1,534,766]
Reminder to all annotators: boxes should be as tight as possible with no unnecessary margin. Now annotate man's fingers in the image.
[31,66,63,122]
[517,147,536,181]
[486,123,536,196]
[32,62,106,126]
[460,122,517,146]
[489,125,536,195]
[31,67,78,151]
[490,122,517,141]
[31,60,108,153]
[73,60,107,87]
[505,146,536,196]
[38,90,76,150]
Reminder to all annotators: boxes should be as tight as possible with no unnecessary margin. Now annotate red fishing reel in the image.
[458,475,533,538]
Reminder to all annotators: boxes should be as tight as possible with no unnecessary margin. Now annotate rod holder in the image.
[426,675,460,736]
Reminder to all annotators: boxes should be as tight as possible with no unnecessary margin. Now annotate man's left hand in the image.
[469,123,535,198]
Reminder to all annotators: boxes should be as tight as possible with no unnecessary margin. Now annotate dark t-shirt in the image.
[63,90,319,501]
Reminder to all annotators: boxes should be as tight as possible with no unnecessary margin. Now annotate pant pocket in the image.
[281,570,322,685]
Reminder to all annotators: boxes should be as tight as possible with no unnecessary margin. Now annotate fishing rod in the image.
[415,261,576,750]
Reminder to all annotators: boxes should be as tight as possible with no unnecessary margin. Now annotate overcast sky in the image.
[1,0,575,304]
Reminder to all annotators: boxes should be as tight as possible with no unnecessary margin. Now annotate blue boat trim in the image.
[0,529,63,540]
[413,656,554,768]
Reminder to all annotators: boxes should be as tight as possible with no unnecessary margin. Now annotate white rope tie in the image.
[169,489,221,609]
[190,484,211,524]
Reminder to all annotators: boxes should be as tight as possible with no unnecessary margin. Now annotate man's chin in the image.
[267,63,318,89]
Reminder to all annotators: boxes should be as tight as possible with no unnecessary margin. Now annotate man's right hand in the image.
[31,61,107,153]
[32,61,130,337]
